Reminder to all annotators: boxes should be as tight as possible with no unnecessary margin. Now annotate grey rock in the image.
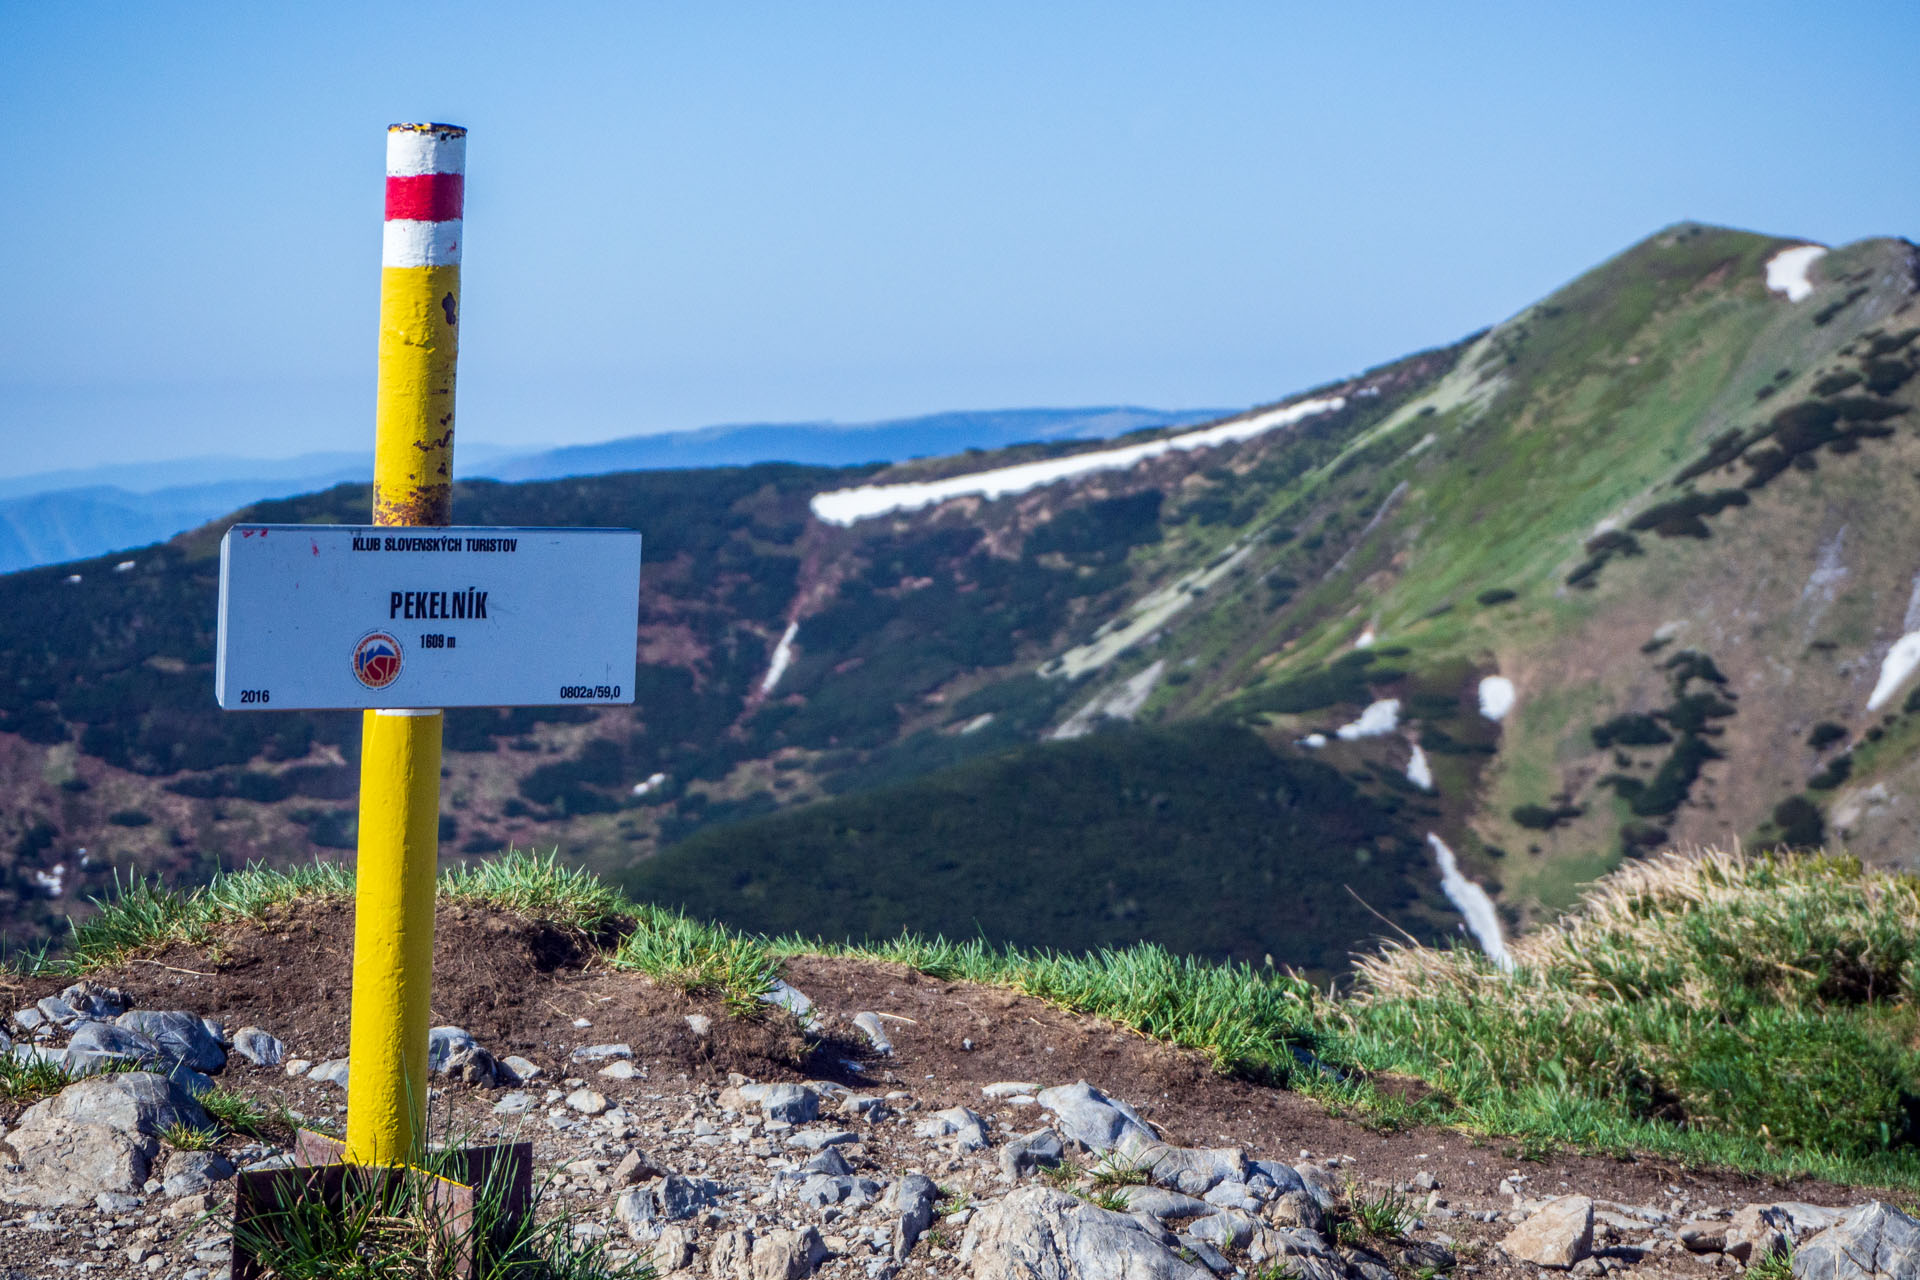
[1293,1162,1341,1212]
[0,1073,209,1207]
[686,1014,713,1036]
[571,1042,634,1062]
[1249,1159,1306,1197]
[308,1057,350,1088]
[1343,1244,1400,1280]
[960,1185,1212,1280]
[614,1148,663,1185]
[1270,1189,1328,1235]
[1394,1241,1458,1273]
[161,1060,216,1098]
[750,1225,829,1280]
[444,1044,503,1086]
[200,1016,226,1047]
[59,982,129,1020]
[786,1128,857,1151]
[161,1151,233,1198]
[1115,1185,1215,1222]
[1187,1208,1259,1251]
[502,1055,542,1081]
[797,1174,883,1210]
[426,1026,475,1072]
[1413,1169,1440,1192]
[230,1027,285,1068]
[66,1022,163,1074]
[1202,1181,1260,1212]
[803,1147,854,1177]
[757,1083,820,1125]
[999,1127,1065,1180]
[615,1186,659,1240]
[12,1006,46,1032]
[115,1011,225,1074]
[1505,1195,1595,1269]
[710,1229,755,1280]
[10,1043,67,1070]
[851,1012,893,1055]
[840,1094,890,1121]
[35,995,84,1027]
[1175,1235,1233,1274]
[94,1190,141,1213]
[1728,1204,1795,1263]
[1036,1081,1155,1154]
[916,1105,988,1151]
[890,1173,938,1260]
[1793,1202,1920,1280]
[1116,1136,1247,1196]
[493,1091,537,1115]
[1679,1222,1728,1254]
[660,1173,722,1220]
[567,1088,609,1115]
[760,980,822,1031]
[654,1224,698,1272]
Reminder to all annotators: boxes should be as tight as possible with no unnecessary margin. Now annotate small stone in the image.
[686,1014,713,1036]
[1679,1222,1728,1254]
[308,1057,350,1088]
[1413,1170,1440,1192]
[164,1191,215,1219]
[915,1106,988,1151]
[1270,1189,1327,1235]
[283,1058,313,1077]
[502,1055,542,1081]
[998,1128,1064,1180]
[750,1225,829,1280]
[567,1089,610,1115]
[757,1083,819,1124]
[426,1026,476,1072]
[804,1147,854,1177]
[494,1091,537,1115]
[851,1012,893,1056]
[785,1128,857,1151]
[710,1229,755,1280]
[1793,1202,1920,1280]
[571,1042,634,1062]
[654,1224,697,1272]
[891,1174,938,1261]
[230,1028,285,1068]
[36,995,84,1027]
[613,1148,662,1185]
[760,980,820,1031]
[600,1060,640,1079]
[162,1151,234,1198]
[95,1191,141,1213]
[1505,1195,1595,1269]
[60,981,130,1020]
[13,1006,47,1032]
[981,1082,1041,1099]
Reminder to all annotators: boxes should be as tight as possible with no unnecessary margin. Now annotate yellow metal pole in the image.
[345,122,466,1165]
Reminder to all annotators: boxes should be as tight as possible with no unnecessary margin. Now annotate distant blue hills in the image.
[0,406,1226,574]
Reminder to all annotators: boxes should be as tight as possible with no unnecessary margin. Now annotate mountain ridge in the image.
[3,221,1918,976]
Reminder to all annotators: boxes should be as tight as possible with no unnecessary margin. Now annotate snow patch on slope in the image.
[760,622,800,694]
[1406,742,1433,791]
[1428,834,1511,971]
[1765,245,1827,302]
[1336,698,1400,740]
[1478,676,1515,722]
[1052,660,1166,740]
[1867,633,1920,711]
[810,397,1344,525]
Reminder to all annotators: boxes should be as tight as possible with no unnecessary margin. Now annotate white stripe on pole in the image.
[386,129,466,177]
[382,220,464,268]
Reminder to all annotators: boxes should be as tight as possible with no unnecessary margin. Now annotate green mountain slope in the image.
[3,221,1918,971]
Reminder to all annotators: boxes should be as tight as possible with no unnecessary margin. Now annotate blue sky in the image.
[3,2,1916,477]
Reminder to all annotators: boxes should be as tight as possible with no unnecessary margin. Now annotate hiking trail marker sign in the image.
[216,524,641,710]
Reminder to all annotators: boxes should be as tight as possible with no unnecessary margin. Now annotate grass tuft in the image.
[439,848,630,936]
[162,1119,220,1151]
[611,905,778,1014]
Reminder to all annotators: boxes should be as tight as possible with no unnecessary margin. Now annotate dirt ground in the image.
[1,904,1880,1218]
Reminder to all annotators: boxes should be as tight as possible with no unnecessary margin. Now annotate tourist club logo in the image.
[352,631,404,690]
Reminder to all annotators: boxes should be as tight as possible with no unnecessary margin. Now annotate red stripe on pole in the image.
[385,173,464,222]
